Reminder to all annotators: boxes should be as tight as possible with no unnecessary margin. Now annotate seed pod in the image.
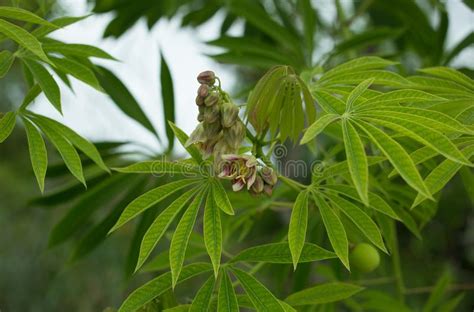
[197,70,216,85]
[220,102,239,128]
[204,92,220,107]
[251,174,264,194]
[203,104,220,123]
[195,95,204,106]
[223,121,245,149]
[261,167,278,185]
[185,123,206,147]
[197,84,209,98]
[203,121,222,138]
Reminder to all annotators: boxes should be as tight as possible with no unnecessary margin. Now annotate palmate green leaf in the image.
[311,90,345,114]
[320,184,399,220]
[142,245,206,273]
[0,20,49,63]
[160,51,175,152]
[95,66,159,139]
[412,144,474,208]
[22,117,47,193]
[218,269,239,312]
[43,42,116,60]
[318,156,386,181]
[230,267,285,312]
[346,78,374,112]
[23,60,61,113]
[418,67,474,90]
[204,188,222,277]
[313,194,350,270]
[50,56,102,91]
[288,191,309,269]
[355,89,446,110]
[118,263,212,312]
[407,76,473,97]
[321,70,411,87]
[0,50,14,78]
[361,115,471,165]
[19,84,41,110]
[114,160,200,175]
[170,187,207,287]
[28,113,109,172]
[354,120,432,198]
[36,119,85,185]
[361,106,473,135]
[110,178,201,232]
[211,179,234,215]
[0,111,16,143]
[321,57,397,82]
[32,15,91,38]
[324,193,387,253]
[189,275,215,312]
[300,113,340,144]
[342,119,369,205]
[48,174,131,247]
[169,122,203,164]
[231,242,335,264]
[0,6,57,27]
[135,186,200,272]
[285,282,364,306]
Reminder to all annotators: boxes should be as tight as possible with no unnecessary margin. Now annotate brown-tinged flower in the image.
[195,95,204,106]
[220,101,239,128]
[261,166,278,185]
[218,154,258,192]
[197,70,216,85]
[263,184,273,196]
[250,175,264,194]
[197,84,209,98]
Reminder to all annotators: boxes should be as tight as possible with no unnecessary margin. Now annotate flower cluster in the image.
[186,71,245,159]
[218,154,278,196]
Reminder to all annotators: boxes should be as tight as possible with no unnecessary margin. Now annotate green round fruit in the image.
[349,243,380,273]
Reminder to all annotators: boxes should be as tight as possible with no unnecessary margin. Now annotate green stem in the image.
[391,222,405,303]
[278,174,307,191]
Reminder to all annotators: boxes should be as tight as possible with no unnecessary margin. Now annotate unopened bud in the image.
[197,84,209,98]
[185,123,206,147]
[251,175,264,194]
[195,95,204,106]
[203,121,222,138]
[197,70,216,85]
[213,140,235,156]
[263,184,273,196]
[220,102,239,128]
[203,104,220,123]
[223,121,245,149]
[261,167,278,185]
[205,92,220,107]
[200,135,221,159]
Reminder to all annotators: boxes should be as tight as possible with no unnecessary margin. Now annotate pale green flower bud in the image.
[185,123,206,147]
[203,104,220,123]
[261,167,278,185]
[197,70,216,85]
[223,121,245,149]
[203,121,222,138]
[220,102,239,128]
[251,174,264,194]
[195,95,204,106]
[204,92,220,107]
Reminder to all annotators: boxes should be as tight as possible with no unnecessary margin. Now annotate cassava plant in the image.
[1,0,473,311]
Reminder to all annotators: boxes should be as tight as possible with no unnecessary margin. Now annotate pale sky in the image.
[31,0,473,154]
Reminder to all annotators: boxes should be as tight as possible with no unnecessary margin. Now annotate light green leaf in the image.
[160,51,176,152]
[189,275,215,312]
[231,267,285,312]
[320,184,399,220]
[322,57,397,82]
[110,179,201,232]
[311,90,345,114]
[32,15,91,38]
[43,42,116,60]
[29,113,108,172]
[313,194,350,270]
[0,19,49,62]
[318,156,386,181]
[170,187,207,287]
[288,191,309,269]
[362,115,471,165]
[23,60,61,113]
[342,119,369,205]
[50,56,102,91]
[204,187,222,278]
[346,78,374,111]
[324,193,387,253]
[0,50,14,78]
[355,89,445,110]
[169,121,203,164]
[0,111,16,143]
[218,269,239,312]
[114,161,200,175]
[0,6,57,26]
[211,179,234,215]
[136,187,200,272]
[419,67,474,90]
[36,119,84,185]
[354,120,431,198]
[231,242,335,264]
[321,70,411,87]
[118,263,212,312]
[285,282,364,306]
[22,117,47,193]
[301,113,340,144]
